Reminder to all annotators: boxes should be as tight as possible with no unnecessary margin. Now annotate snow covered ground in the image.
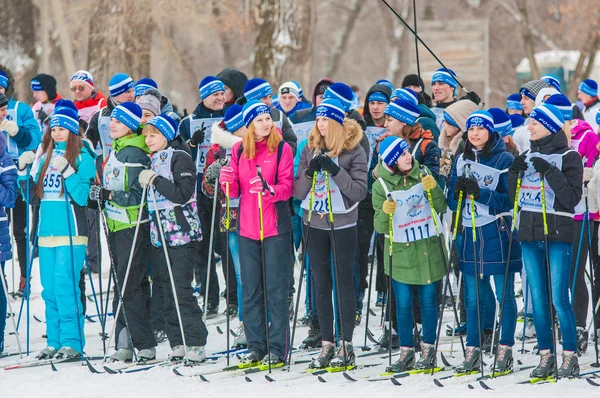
[1,243,599,397]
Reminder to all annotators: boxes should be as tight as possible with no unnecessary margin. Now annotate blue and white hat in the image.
[487,108,512,137]
[50,105,80,135]
[109,73,135,97]
[465,110,495,135]
[324,82,353,112]
[579,79,598,97]
[431,68,458,89]
[134,78,158,97]
[367,90,390,104]
[510,114,525,129]
[244,78,274,102]
[391,88,418,105]
[542,75,561,92]
[384,99,421,126]
[315,98,345,125]
[443,111,460,129]
[0,71,8,90]
[30,78,43,92]
[70,70,94,89]
[291,80,303,100]
[379,136,410,167]
[376,79,394,92]
[224,104,244,132]
[506,93,522,111]
[278,81,300,100]
[54,99,78,113]
[242,100,271,128]
[199,76,225,100]
[147,114,178,142]
[544,94,573,121]
[529,103,565,134]
[110,102,142,131]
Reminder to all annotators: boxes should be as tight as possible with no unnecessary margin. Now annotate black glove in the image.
[319,155,341,176]
[453,176,468,199]
[510,154,528,173]
[305,155,322,178]
[531,157,553,175]
[460,91,481,106]
[38,109,49,124]
[464,178,480,200]
[89,184,111,202]
[190,122,207,146]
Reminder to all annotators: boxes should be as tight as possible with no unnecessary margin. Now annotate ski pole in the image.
[449,272,463,356]
[255,166,271,373]
[412,0,422,93]
[9,208,15,294]
[540,178,559,379]
[362,231,377,351]
[150,187,188,356]
[0,261,23,357]
[289,172,317,369]
[572,159,589,295]
[203,175,219,322]
[583,185,600,367]
[519,278,530,354]
[386,192,394,368]
[25,165,31,355]
[224,181,231,366]
[491,171,522,377]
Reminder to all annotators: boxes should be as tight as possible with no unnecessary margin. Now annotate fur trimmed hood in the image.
[210,121,242,149]
[342,118,364,152]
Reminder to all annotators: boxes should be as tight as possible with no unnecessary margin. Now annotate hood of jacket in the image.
[160,95,174,113]
[113,133,150,154]
[570,118,595,140]
[363,84,393,126]
[210,121,242,149]
[407,125,435,142]
[167,135,192,156]
[530,129,569,155]
[216,68,248,102]
[341,118,364,152]
[418,104,437,122]
[0,65,15,99]
[439,125,463,154]
[311,77,334,105]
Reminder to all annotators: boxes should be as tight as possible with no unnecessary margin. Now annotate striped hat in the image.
[466,110,495,135]
[199,76,225,100]
[110,102,142,131]
[376,79,394,92]
[278,81,299,100]
[0,71,8,90]
[70,70,94,89]
[379,136,410,167]
[544,94,572,121]
[50,105,80,135]
[147,114,178,142]
[506,93,522,111]
[244,78,273,102]
[224,104,244,132]
[541,75,561,92]
[391,88,418,105]
[134,78,158,97]
[487,108,512,137]
[384,99,421,126]
[431,68,458,89]
[324,82,353,112]
[315,98,345,125]
[109,73,135,97]
[579,79,598,97]
[242,100,270,128]
[529,103,565,134]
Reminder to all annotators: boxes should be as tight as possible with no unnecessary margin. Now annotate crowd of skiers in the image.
[1,61,600,379]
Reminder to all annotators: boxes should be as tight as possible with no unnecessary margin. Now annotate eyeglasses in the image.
[71,86,86,93]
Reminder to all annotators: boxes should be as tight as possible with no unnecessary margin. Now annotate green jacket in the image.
[106,133,151,232]
[372,159,448,285]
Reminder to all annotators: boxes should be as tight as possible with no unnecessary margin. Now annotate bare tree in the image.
[515,0,540,79]
[567,30,600,99]
[377,0,410,85]
[322,0,363,78]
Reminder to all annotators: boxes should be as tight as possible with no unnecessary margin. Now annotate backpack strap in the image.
[237,140,285,184]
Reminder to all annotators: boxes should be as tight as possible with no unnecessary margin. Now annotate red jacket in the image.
[73,91,107,123]
[223,138,293,240]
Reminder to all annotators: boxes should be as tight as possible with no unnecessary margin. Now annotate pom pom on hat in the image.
[315,98,345,125]
[147,114,178,142]
[529,103,565,134]
[379,136,410,167]
[224,104,244,132]
[110,102,142,131]
[324,82,353,112]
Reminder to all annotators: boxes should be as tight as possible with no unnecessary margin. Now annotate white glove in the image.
[51,155,75,178]
[0,119,19,137]
[584,167,594,183]
[138,169,157,187]
[18,151,36,171]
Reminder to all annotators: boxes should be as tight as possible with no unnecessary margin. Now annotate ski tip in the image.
[467,384,475,389]
[433,379,444,387]
[50,361,58,372]
[342,372,357,382]
[265,375,275,382]
[479,380,493,390]
[85,358,101,374]
[199,375,210,382]
[369,309,376,316]
[216,326,224,335]
[103,365,120,375]
[317,375,327,383]
[390,378,402,386]
[440,352,451,367]
[172,368,183,377]
[517,359,523,365]
[244,376,253,382]
[587,378,600,387]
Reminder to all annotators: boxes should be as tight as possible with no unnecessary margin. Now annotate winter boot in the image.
[15,277,29,298]
[184,346,206,364]
[241,350,262,364]
[168,345,186,361]
[137,347,156,362]
[455,346,481,374]
[205,303,219,319]
[55,346,81,359]
[516,318,536,340]
[378,326,399,349]
[576,326,588,355]
[557,350,580,377]
[375,292,384,307]
[233,323,247,348]
[385,346,415,373]
[301,321,321,349]
[109,348,133,363]
[262,352,283,366]
[224,304,238,318]
[330,341,355,368]
[310,341,335,369]
[530,349,556,378]
[415,342,436,370]
[491,345,513,374]
[36,346,57,360]
[445,322,467,336]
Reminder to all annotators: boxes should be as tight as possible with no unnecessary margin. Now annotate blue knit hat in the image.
[324,82,353,112]
[367,90,390,104]
[109,73,135,97]
[391,88,418,105]
[579,79,598,97]
[315,98,345,125]
[134,78,158,97]
[443,111,460,129]
[544,94,572,121]
[242,100,270,128]
[0,71,8,90]
[529,103,565,134]
[147,114,178,142]
[224,104,244,132]
[510,114,525,129]
[384,99,420,126]
[198,76,225,100]
[50,106,80,135]
[506,93,523,111]
[466,110,495,135]
[379,136,410,167]
[376,79,394,92]
[54,99,78,113]
[110,102,142,131]
[431,68,458,89]
[542,75,561,92]
[488,108,512,137]
[244,78,273,102]
[596,110,600,127]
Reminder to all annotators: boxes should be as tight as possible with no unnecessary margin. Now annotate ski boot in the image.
[385,346,415,373]
[300,321,321,349]
[491,345,513,374]
[262,353,283,366]
[310,341,335,369]
[445,322,467,336]
[36,346,57,360]
[233,324,247,348]
[378,327,399,349]
[205,303,219,319]
[55,346,81,359]
[138,347,156,362]
[530,349,555,378]
[375,292,384,307]
[169,345,186,361]
[224,304,238,318]
[15,277,30,298]
[240,350,262,364]
[184,346,206,364]
[355,311,361,326]
[576,326,588,355]
[455,346,481,374]
[109,348,133,363]
[415,342,436,370]
[557,350,579,377]
[329,341,355,368]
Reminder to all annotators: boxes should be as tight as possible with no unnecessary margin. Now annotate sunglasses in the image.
[71,86,86,93]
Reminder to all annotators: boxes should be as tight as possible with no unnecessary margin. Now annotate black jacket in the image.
[508,130,583,243]
[153,136,195,205]
[363,84,392,127]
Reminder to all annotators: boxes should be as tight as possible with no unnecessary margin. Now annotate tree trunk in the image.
[279,0,315,90]
[567,31,600,99]
[515,0,540,80]
[322,0,363,78]
[378,0,410,84]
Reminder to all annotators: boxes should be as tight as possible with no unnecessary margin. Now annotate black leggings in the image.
[307,226,357,342]
[571,219,591,328]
